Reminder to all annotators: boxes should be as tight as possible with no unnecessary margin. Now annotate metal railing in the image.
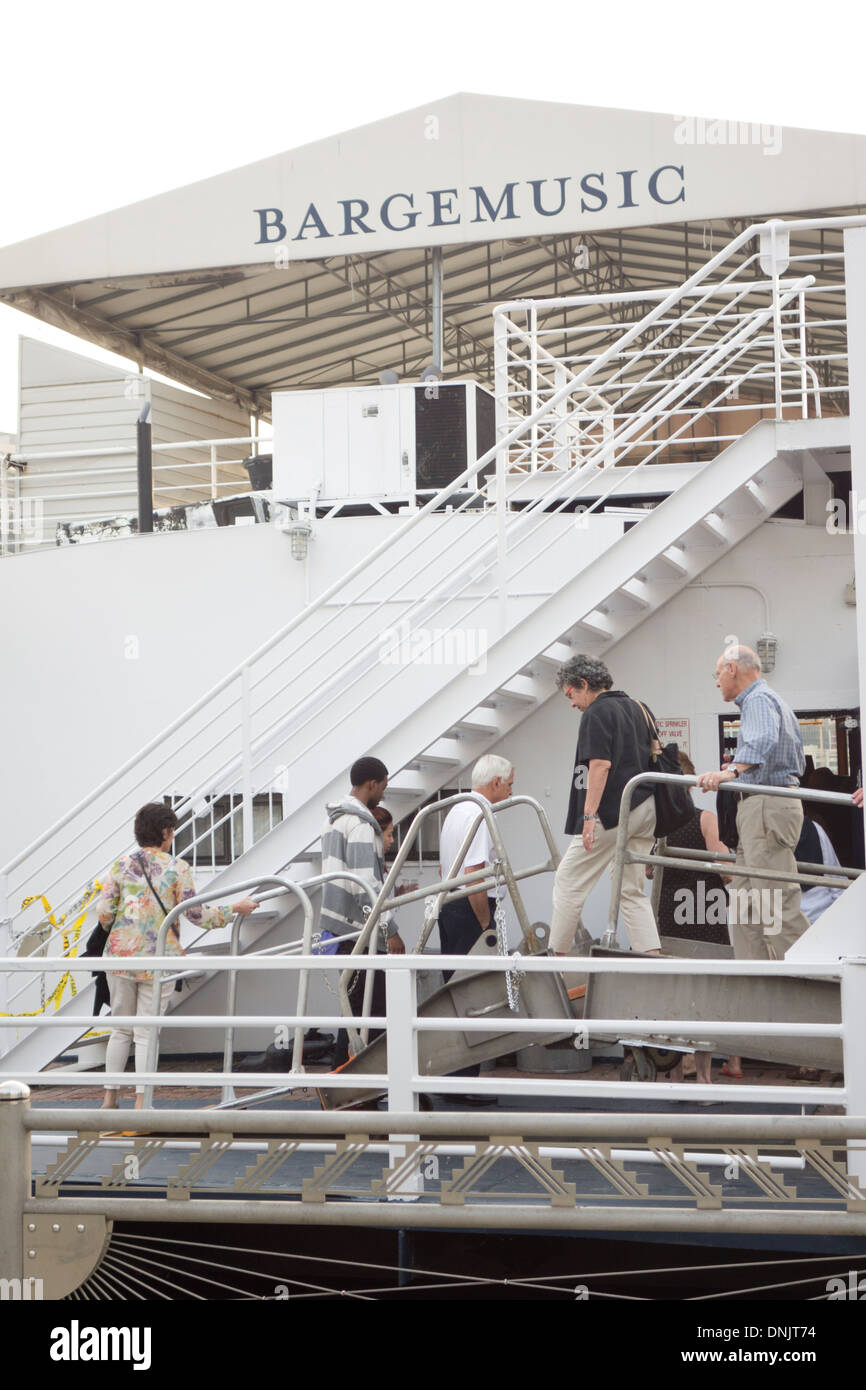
[493,218,856,480]
[0,951,853,1107]
[5,1083,866,1299]
[3,214,864,1034]
[1,434,264,553]
[606,773,863,947]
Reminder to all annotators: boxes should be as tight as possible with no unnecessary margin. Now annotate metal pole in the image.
[136,402,153,534]
[0,454,8,557]
[431,247,443,375]
[221,913,244,1105]
[385,966,423,1198]
[841,960,866,1187]
[241,667,254,856]
[0,1081,30,1287]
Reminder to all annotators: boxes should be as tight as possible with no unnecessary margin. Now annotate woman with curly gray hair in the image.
[550,655,660,955]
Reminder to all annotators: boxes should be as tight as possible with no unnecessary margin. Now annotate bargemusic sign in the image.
[1,93,865,285]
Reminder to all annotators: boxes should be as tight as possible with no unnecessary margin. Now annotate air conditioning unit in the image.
[272,381,495,510]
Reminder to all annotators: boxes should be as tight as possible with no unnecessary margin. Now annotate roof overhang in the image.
[1,94,863,415]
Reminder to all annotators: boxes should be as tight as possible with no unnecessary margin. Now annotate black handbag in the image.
[82,919,112,1014]
[633,700,695,837]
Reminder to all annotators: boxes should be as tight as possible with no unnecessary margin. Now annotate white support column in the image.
[241,667,254,855]
[841,960,866,1186]
[385,966,417,1115]
[0,1081,30,1286]
[385,965,422,1199]
[844,229,866,717]
[431,248,443,376]
[493,311,510,638]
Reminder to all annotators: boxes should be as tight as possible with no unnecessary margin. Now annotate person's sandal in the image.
[720,1063,743,1079]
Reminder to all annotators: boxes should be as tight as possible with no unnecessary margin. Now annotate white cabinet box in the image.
[272,381,495,509]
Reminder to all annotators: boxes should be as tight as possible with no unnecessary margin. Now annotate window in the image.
[391,788,460,865]
[718,708,860,779]
[165,793,284,867]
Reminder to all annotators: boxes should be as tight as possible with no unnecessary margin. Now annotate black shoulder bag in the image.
[82,916,113,1014]
[633,700,695,837]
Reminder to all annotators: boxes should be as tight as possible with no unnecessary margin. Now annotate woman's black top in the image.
[656,809,729,945]
[565,690,655,833]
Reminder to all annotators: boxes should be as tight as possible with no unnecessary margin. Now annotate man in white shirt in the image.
[437,754,515,1098]
[438,754,515,973]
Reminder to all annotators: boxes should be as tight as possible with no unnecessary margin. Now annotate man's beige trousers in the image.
[550,796,660,953]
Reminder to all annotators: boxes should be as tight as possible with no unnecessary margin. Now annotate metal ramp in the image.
[583,944,842,1073]
[319,923,579,1110]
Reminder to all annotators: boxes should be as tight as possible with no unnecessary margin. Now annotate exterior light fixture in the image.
[286,519,312,561]
[756,631,778,674]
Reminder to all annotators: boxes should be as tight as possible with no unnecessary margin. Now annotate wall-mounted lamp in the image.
[285,518,312,561]
[756,631,778,674]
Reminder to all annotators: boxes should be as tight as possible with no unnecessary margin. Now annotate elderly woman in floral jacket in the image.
[97,802,257,1112]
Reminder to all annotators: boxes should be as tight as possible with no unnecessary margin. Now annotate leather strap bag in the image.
[632,700,695,837]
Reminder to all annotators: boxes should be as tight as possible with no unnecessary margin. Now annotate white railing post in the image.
[385,965,418,1114]
[492,310,510,446]
[0,1081,30,1287]
[209,444,218,501]
[798,291,809,419]
[384,963,422,1199]
[492,316,510,638]
[841,959,866,1187]
[0,873,11,1019]
[241,667,254,856]
[530,303,539,471]
[760,222,790,419]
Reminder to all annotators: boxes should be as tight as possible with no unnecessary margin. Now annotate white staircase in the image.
[1,210,855,1074]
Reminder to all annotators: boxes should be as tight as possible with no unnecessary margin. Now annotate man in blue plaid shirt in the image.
[697,645,810,958]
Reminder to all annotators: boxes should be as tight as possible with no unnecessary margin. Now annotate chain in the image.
[492,860,522,1012]
[423,893,439,943]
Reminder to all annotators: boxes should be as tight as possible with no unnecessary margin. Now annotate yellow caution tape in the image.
[1,881,103,1018]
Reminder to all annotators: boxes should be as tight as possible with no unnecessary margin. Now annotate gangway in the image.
[316,781,860,1108]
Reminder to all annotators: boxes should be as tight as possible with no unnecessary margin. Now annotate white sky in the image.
[1,0,864,433]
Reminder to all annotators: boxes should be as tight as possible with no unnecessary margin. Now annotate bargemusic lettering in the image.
[254,167,686,244]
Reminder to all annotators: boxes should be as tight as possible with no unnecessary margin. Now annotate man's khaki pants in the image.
[729,794,811,960]
[550,796,660,953]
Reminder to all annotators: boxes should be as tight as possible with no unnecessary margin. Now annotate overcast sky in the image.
[0,0,862,432]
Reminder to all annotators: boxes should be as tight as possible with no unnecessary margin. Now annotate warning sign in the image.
[656,718,691,755]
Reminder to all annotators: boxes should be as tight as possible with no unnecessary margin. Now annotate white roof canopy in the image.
[1,94,863,415]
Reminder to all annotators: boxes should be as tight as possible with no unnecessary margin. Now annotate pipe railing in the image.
[606,773,862,948]
[0,951,854,1116]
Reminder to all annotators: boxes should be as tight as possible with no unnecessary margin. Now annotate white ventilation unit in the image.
[272,381,495,509]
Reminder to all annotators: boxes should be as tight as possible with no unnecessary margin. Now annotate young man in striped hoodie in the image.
[319,755,405,1064]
